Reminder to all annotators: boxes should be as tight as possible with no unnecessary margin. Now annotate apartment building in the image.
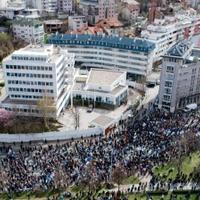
[158,41,200,112]
[141,11,200,61]
[12,18,44,43]
[0,44,75,117]
[68,15,88,31]
[79,0,116,24]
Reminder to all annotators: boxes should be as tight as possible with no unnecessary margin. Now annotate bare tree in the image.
[54,166,69,190]
[111,165,126,191]
[37,95,56,130]
[0,166,8,192]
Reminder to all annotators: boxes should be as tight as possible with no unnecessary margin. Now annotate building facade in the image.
[0,44,75,117]
[141,12,200,62]
[12,18,44,43]
[73,69,128,108]
[57,0,73,13]
[79,0,116,25]
[122,0,140,18]
[158,41,200,112]
[47,34,155,82]
[68,15,88,31]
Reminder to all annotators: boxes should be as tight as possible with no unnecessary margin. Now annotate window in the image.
[166,66,174,73]
[165,88,172,94]
[163,95,171,101]
[165,81,173,87]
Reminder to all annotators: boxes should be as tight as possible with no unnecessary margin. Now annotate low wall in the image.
[127,80,146,92]
[0,127,103,143]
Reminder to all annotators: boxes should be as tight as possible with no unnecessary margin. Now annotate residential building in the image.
[158,41,200,112]
[42,0,57,14]
[12,18,44,43]
[141,11,200,62]
[79,0,116,25]
[73,68,128,109]
[47,34,155,82]
[7,0,26,9]
[68,15,88,31]
[25,0,73,14]
[0,0,8,9]
[0,44,75,117]
[16,8,41,19]
[57,0,73,13]
[122,0,140,18]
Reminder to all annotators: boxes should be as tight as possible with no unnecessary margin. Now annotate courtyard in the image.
[58,88,142,131]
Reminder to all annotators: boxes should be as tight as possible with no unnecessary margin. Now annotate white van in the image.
[183,103,197,112]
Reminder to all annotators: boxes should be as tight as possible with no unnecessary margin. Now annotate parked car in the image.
[87,104,93,113]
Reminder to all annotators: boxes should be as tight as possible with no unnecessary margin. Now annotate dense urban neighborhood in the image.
[0,0,200,200]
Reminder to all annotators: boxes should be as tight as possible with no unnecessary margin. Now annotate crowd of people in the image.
[0,109,200,197]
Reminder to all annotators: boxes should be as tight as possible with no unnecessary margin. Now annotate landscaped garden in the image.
[153,151,200,181]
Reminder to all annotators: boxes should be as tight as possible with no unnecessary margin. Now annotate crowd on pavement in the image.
[0,108,200,197]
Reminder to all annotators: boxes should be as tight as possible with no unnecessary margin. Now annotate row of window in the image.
[6,65,52,71]
[8,80,53,86]
[10,94,54,100]
[7,73,53,79]
[4,107,40,114]
[9,88,54,93]
[11,56,46,62]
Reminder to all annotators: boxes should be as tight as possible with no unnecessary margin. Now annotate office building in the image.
[0,44,75,117]
[47,34,155,82]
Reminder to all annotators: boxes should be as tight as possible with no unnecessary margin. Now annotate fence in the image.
[0,127,103,143]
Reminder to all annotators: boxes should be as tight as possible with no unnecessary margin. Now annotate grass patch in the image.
[128,193,146,200]
[182,152,200,177]
[122,175,140,185]
[153,151,200,181]
[152,163,178,181]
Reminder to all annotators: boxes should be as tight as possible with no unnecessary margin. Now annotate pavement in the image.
[0,68,3,82]
[58,89,141,131]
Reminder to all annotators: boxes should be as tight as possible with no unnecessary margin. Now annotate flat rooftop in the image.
[123,0,140,5]
[90,115,114,128]
[48,34,155,53]
[44,20,64,25]
[5,45,68,64]
[87,69,124,86]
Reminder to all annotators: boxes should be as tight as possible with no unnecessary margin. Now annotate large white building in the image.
[0,44,75,117]
[141,11,200,62]
[47,34,155,82]
[0,0,8,9]
[158,41,200,112]
[12,18,44,43]
[73,69,128,109]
